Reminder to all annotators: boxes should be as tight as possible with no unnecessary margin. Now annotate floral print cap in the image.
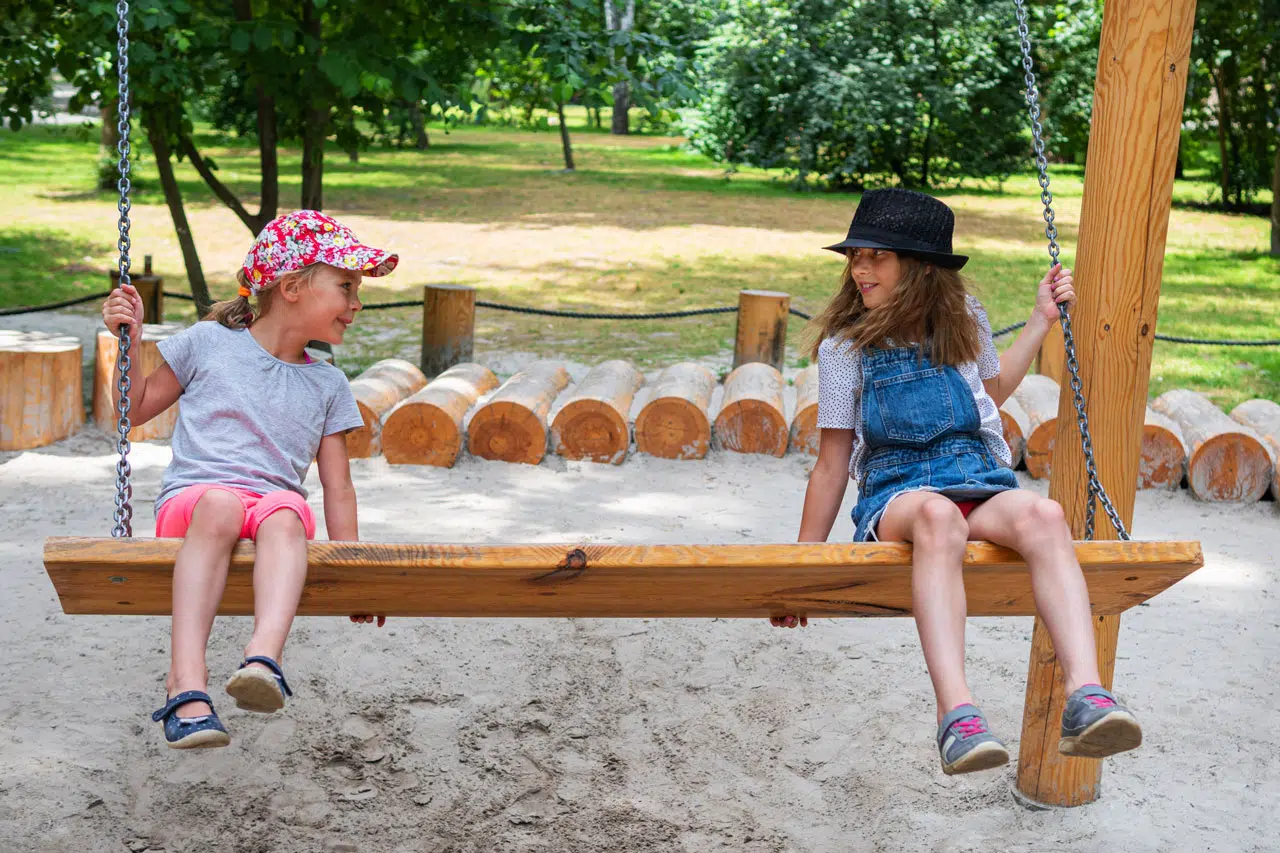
[241,210,398,294]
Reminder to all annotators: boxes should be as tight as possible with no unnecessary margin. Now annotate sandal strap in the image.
[240,656,293,697]
[152,690,214,722]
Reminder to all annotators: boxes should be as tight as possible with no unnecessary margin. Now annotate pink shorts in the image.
[155,485,317,540]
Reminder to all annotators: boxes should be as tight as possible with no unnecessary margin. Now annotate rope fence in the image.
[0,289,1275,348]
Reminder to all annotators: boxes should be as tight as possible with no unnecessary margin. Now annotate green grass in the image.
[0,117,1276,408]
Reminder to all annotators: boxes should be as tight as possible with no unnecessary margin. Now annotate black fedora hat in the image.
[823,188,969,269]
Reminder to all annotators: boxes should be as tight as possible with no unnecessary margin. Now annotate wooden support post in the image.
[110,255,163,323]
[1016,0,1196,809]
[733,290,790,370]
[421,284,476,377]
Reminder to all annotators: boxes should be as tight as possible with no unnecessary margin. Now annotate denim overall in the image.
[851,347,1018,541]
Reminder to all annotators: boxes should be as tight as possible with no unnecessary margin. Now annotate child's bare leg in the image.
[243,509,308,669]
[966,490,1102,692]
[877,492,973,720]
[168,491,245,716]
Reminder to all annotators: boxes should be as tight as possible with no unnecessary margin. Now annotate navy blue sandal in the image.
[225,655,293,713]
[151,690,230,750]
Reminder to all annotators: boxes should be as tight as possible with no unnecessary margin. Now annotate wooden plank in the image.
[44,537,1201,618]
[1019,0,1197,809]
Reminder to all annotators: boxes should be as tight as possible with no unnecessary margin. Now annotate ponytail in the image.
[205,270,259,329]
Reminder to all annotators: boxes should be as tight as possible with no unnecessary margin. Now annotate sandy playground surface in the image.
[1,381,1278,853]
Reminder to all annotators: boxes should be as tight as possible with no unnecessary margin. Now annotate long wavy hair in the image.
[205,264,324,328]
[805,253,981,366]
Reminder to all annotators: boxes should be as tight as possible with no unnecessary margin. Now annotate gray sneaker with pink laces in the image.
[936,704,1010,775]
[1059,684,1143,758]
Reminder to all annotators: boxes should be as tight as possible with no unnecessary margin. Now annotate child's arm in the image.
[797,428,854,542]
[317,432,383,627]
[102,283,183,426]
[983,264,1075,406]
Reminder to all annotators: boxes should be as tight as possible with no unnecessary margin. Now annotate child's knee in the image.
[913,497,968,549]
[1016,497,1068,539]
[189,490,248,540]
[249,493,316,540]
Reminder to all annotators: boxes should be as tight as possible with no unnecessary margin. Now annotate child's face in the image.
[848,248,901,309]
[298,264,363,344]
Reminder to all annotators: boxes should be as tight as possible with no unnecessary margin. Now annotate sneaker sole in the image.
[168,728,230,750]
[942,740,1010,776]
[225,669,285,714]
[1059,710,1142,758]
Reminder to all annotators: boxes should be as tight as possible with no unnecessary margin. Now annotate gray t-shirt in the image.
[155,321,364,510]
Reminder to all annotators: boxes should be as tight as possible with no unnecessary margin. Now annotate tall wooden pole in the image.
[1015,0,1196,808]
[421,284,476,377]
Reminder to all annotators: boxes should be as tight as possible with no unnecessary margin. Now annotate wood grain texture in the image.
[93,327,181,441]
[382,363,499,467]
[346,359,428,458]
[715,362,788,457]
[468,362,571,464]
[788,364,820,456]
[1012,374,1059,479]
[1037,323,1066,384]
[999,395,1031,470]
[634,363,716,459]
[44,537,1202,618]
[733,290,790,370]
[551,360,643,464]
[0,330,83,450]
[1152,389,1271,501]
[1230,399,1280,499]
[1139,407,1187,490]
[421,284,476,376]
[1024,0,1197,810]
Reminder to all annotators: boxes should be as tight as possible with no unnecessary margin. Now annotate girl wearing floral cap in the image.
[102,210,397,749]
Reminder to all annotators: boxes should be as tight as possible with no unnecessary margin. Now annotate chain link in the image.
[112,0,134,538]
[1014,0,1128,541]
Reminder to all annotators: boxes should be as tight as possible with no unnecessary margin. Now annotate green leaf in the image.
[253,26,273,51]
[230,29,250,53]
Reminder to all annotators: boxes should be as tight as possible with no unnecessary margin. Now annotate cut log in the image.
[1139,407,1187,490]
[1229,399,1280,499]
[0,330,83,451]
[1011,374,1059,479]
[468,362,571,464]
[421,284,476,376]
[1151,389,1271,501]
[788,364,820,456]
[346,359,428,458]
[715,362,788,457]
[1000,395,1031,470]
[634,363,716,460]
[551,360,643,464]
[93,326,181,441]
[733,289,790,370]
[382,363,499,467]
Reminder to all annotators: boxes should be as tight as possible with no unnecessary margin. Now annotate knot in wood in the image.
[561,549,588,570]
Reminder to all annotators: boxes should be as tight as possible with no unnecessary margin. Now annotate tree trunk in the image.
[144,113,212,316]
[100,98,120,150]
[611,82,630,135]
[605,0,635,135]
[408,101,429,149]
[556,100,575,171]
[1212,65,1233,207]
[254,87,278,232]
[920,106,934,188]
[300,3,326,210]
[1271,140,1280,256]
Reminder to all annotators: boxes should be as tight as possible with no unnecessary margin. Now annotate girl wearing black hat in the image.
[782,189,1143,777]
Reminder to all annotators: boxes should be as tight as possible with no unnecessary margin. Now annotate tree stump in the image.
[788,364,820,456]
[715,362,788,457]
[421,284,476,376]
[551,360,644,464]
[93,326,181,441]
[1151,389,1271,501]
[468,362,571,465]
[634,363,716,460]
[733,290,791,370]
[0,330,83,450]
[999,395,1031,470]
[1229,399,1280,499]
[382,363,499,467]
[346,359,428,458]
[1139,407,1187,490]
[1012,374,1059,479]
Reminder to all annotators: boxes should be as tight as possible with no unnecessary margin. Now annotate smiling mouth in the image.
[858,281,878,293]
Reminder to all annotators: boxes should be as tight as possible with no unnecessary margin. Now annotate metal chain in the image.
[112,0,134,538]
[1014,0,1128,541]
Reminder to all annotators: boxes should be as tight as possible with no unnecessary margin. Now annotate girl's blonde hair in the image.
[205,264,324,328]
[805,253,981,366]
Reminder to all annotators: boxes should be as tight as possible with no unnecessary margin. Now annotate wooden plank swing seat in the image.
[44,537,1202,619]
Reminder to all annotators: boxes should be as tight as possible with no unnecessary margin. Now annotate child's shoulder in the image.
[964,293,986,314]
[818,335,859,362]
[310,360,353,391]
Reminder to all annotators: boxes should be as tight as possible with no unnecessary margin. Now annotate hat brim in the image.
[822,238,968,270]
[316,246,400,277]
